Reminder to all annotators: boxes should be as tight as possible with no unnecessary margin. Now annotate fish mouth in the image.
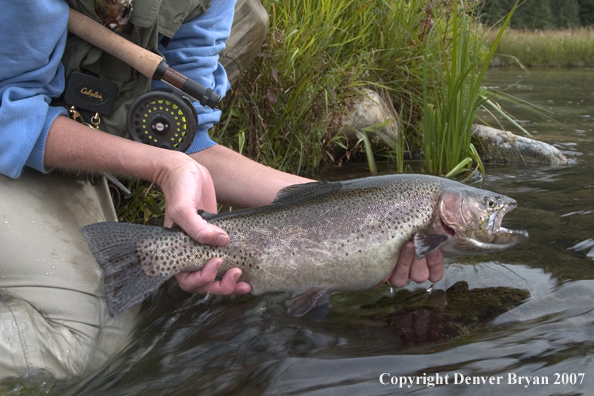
[486,203,529,246]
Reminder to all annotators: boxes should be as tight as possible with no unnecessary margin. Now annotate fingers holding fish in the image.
[386,242,444,288]
[159,159,241,294]
[168,209,229,247]
[159,156,230,247]
[426,249,444,283]
[408,249,432,284]
[408,248,444,284]
[174,258,251,295]
[388,242,417,288]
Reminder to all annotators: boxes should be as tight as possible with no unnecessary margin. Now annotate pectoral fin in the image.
[413,232,448,260]
[288,287,329,317]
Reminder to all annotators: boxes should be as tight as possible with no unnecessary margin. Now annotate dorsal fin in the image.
[272,181,338,205]
[197,209,216,220]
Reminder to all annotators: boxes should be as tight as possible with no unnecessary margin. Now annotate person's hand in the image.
[154,153,251,295]
[374,241,444,289]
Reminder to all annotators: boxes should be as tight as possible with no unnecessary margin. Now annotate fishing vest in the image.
[62,0,211,137]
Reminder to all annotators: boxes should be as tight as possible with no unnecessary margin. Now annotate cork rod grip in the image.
[67,9,162,79]
[67,8,221,108]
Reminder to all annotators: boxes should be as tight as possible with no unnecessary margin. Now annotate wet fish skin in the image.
[81,174,528,316]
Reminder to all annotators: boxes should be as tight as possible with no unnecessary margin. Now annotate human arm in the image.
[43,116,250,295]
[378,242,444,288]
[0,0,248,296]
[0,0,69,179]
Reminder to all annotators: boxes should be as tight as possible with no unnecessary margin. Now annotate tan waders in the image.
[0,170,139,381]
[0,0,268,383]
[219,0,269,85]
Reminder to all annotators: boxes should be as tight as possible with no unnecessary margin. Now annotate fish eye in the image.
[485,197,496,208]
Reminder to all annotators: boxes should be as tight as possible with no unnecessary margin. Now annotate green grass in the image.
[117,0,496,222]
[212,0,490,175]
[485,28,594,68]
[422,0,517,177]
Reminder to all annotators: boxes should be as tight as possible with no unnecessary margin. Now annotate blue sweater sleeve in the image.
[153,0,237,154]
[0,1,69,179]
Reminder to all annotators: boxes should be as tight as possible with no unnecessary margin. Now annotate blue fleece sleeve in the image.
[153,0,237,154]
[0,1,69,179]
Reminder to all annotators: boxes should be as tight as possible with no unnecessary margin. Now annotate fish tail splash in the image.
[81,222,173,316]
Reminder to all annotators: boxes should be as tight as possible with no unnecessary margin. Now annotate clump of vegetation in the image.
[212,0,487,175]
[423,0,517,177]
[118,0,497,222]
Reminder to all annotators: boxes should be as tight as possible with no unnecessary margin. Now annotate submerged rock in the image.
[339,88,399,145]
[337,88,568,165]
[472,124,568,164]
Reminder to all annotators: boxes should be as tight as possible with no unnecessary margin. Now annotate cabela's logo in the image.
[80,87,103,100]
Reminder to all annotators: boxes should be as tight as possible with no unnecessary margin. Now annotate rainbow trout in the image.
[82,175,528,316]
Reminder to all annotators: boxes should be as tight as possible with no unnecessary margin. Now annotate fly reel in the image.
[127,89,197,152]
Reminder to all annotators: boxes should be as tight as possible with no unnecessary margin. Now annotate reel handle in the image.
[67,9,221,108]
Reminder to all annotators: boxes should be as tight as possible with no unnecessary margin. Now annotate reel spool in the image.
[127,89,197,152]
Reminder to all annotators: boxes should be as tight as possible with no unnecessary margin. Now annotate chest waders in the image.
[0,1,217,384]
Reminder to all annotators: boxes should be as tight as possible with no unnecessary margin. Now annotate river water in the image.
[54,69,594,395]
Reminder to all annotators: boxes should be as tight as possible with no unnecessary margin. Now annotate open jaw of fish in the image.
[421,180,529,258]
[81,174,529,317]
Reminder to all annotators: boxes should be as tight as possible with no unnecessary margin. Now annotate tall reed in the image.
[422,0,517,177]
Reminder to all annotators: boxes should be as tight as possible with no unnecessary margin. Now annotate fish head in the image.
[431,184,528,257]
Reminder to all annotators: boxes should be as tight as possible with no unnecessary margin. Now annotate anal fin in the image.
[287,287,329,317]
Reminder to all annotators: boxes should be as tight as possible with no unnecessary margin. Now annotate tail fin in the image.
[81,222,172,316]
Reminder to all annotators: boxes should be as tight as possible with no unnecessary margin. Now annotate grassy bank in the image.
[212,0,487,175]
[484,28,594,67]
[118,0,493,222]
